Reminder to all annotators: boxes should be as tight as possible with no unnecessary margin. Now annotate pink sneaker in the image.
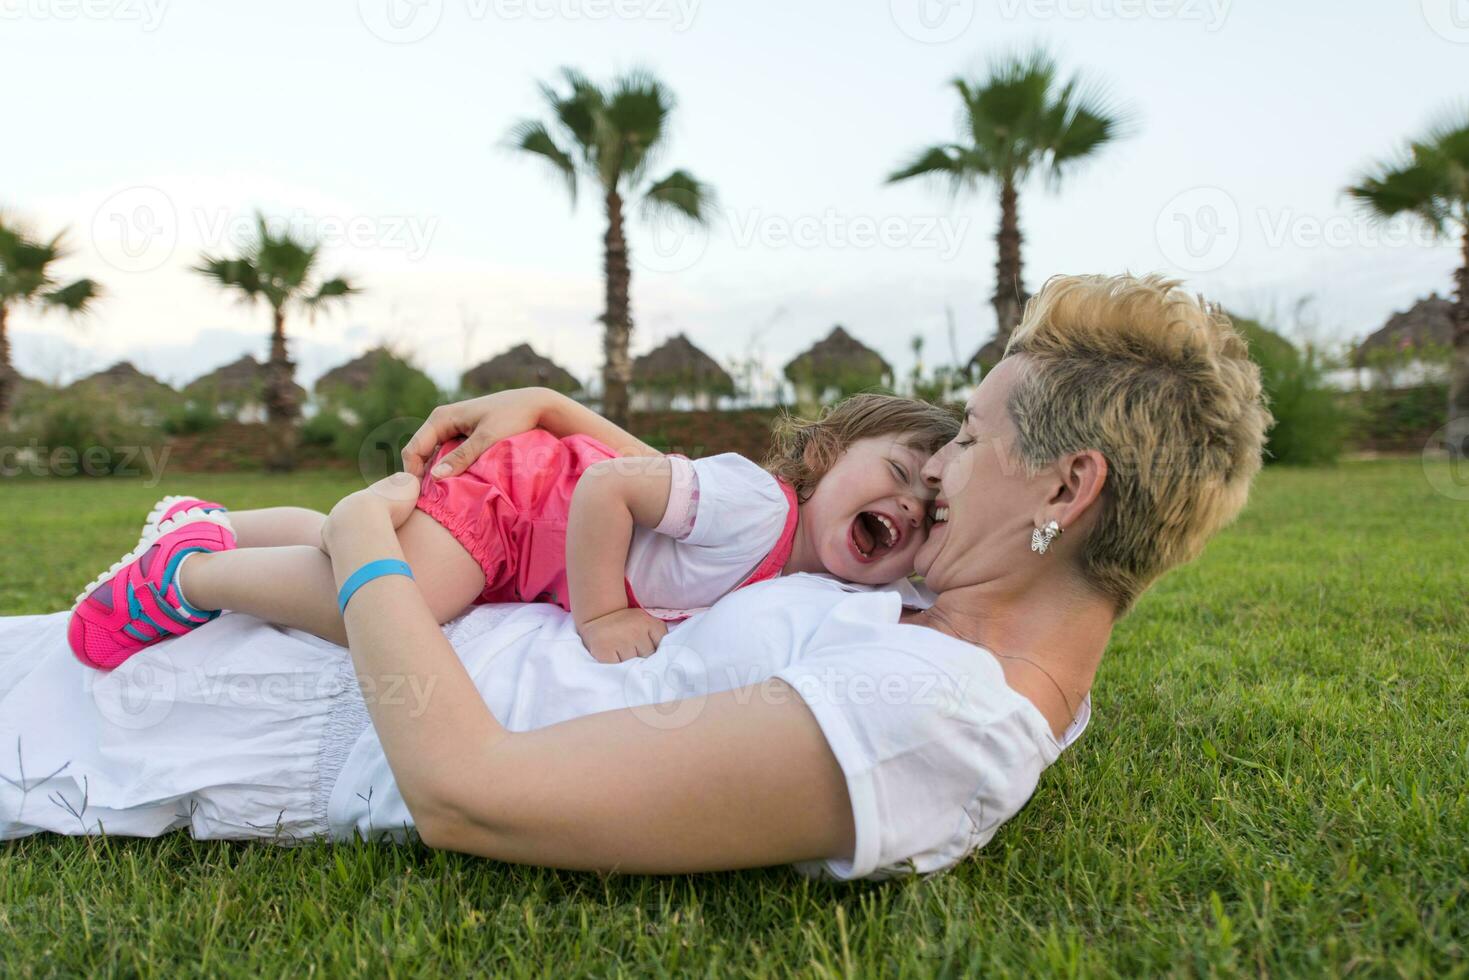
[68,510,236,671]
[138,494,229,548]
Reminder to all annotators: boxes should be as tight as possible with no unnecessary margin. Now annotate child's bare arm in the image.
[566,456,676,663]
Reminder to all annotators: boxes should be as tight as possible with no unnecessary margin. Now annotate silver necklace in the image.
[921,605,1076,718]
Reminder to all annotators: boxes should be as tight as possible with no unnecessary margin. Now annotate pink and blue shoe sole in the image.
[68,496,235,671]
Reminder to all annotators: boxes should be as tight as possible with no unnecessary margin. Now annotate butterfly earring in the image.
[1030,520,1062,555]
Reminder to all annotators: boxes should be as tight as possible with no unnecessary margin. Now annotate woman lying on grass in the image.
[0,274,1270,879]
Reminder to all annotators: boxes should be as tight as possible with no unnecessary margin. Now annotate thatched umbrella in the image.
[0,366,46,418]
[461,343,580,395]
[65,361,178,423]
[184,354,307,421]
[632,334,734,410]
[966,335,1009,378]
[1353,294,1454,369]
[69,361,177,402]
[315,347,434,399]
[784,325,892,401]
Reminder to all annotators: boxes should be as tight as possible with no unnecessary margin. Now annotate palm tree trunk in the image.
[1450,223,1469,451]
[601,189,634,427]
[0,304,11,426]
[262,307,301,472]
[992,176,1026,344]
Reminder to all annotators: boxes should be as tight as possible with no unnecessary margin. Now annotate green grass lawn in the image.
[2,460,1466,976]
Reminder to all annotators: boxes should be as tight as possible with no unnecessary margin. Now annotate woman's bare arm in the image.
[323,478,855,873]
[401,387,662,479]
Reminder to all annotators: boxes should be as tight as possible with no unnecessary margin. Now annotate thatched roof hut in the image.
[315,347,434,397]
[461,344,580,395]
[1353,294,1455,367]
[966,335,1008,376]
[632,334,735,398]
[184,354,306,407]
[68,361,177,402]
[0,366,46,415]
[784,326,892,397]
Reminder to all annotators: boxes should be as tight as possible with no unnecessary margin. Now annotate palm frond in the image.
[886,145,986,195]
[507,120,579,205]
[194,255,264,300]
[544,67,602,150]
[303,276,358,318]
[599,69,672,186]
[1348,156,1452,234]
[642,170,714,224]
[43,278,100,313]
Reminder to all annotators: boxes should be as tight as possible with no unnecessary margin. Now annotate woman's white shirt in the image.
[327,574,1088,880]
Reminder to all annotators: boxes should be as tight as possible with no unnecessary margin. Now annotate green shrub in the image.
[7,389,165,478]
[1345,383,1447,447]
[320,356,442,476]
[1234,316,1345,465]
[161,399,224,436]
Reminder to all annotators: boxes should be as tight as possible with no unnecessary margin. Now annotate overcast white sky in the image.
[4,0,1465,390]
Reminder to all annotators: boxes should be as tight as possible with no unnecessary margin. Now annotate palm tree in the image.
[0,215,100,424]
[1349,106,1469,444]
[195,214,357,471]
[887,48,1128,344]
[508,68,714,427]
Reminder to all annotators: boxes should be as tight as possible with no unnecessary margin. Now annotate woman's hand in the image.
[320,473,421,555]
[400,388,561,479]
[401,386,662,480]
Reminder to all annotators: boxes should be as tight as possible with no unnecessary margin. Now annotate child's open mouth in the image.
[849,510,901,562]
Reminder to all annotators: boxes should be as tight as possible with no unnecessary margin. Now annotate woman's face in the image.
[915,358,1045,592]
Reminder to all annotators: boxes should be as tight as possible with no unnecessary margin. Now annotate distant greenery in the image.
[307,356,443,475]
[3,460,1465,974]
[6,388,164,477]
[1234,315,1345,465]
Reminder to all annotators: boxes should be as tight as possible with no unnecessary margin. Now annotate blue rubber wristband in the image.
[338,559,415,614]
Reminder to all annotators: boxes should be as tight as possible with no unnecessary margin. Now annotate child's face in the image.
[798,433,937,585]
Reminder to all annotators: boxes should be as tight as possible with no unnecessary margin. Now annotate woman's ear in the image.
[1038,449,1108,531]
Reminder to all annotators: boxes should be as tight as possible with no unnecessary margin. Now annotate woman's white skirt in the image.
[0,611,372,842]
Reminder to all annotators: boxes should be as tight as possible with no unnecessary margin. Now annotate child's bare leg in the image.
[178,512,487,645]
[226,507,329,549]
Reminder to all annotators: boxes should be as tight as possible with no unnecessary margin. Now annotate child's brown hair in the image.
[765,393,961,501]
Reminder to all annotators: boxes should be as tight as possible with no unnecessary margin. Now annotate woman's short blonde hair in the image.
[1004,273,1272,613]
